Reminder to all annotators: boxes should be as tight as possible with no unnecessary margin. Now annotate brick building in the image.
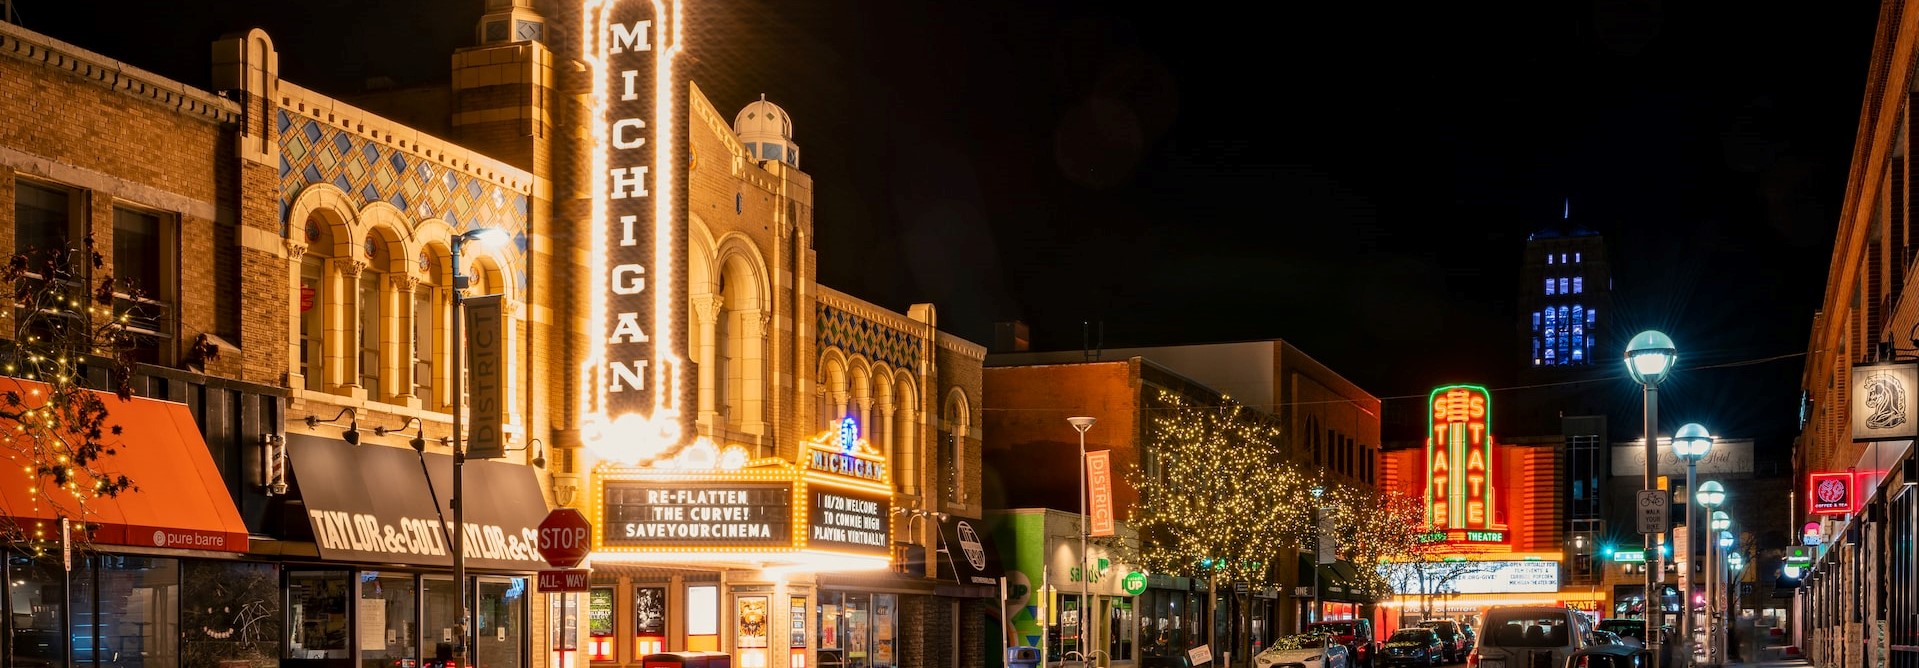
[984,340,1382,666]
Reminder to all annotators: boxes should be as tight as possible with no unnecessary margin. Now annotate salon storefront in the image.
[278,433,551,667]
[993,508,1147,667]
[0,388,266,668]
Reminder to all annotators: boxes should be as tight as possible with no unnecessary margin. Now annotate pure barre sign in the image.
[601,482,793,548]
[585,0,690,451]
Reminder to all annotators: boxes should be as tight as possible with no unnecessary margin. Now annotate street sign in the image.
[538,569,592,592]
[1613,550,1646,563]
[1636,490,1669,534]
[537,508,593,569]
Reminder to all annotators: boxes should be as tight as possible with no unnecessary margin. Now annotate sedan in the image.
[1380,629,1445,667]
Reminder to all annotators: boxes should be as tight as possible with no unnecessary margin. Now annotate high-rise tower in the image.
[1521,202,1612,370]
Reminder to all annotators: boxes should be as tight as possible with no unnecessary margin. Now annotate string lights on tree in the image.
[0,234,145,553]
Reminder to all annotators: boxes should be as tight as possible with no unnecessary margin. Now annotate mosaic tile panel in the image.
[277,109,530,286]
[816,303,922,371]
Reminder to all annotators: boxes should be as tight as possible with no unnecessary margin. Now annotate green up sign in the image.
[1123,572,1148,596]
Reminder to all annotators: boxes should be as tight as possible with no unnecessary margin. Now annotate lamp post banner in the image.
[463,294,506,459]
[1087,450,1115,537]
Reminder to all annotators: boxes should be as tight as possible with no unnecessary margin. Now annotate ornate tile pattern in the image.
[276,109,530,285]
[816,303,923,371]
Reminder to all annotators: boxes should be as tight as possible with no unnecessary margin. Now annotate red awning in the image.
[0,380,248,552]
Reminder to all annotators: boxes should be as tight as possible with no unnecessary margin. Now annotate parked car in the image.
[1465,606,1594,668]
[1418,619,1476,661]
[1309,619,1378,668]
[1560,644,1650,668]
[1257,634,1353,668]
[1381,628,1445,667]
[1592,630,1623,646]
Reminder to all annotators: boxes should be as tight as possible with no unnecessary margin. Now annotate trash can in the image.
[1008,646,1041,668]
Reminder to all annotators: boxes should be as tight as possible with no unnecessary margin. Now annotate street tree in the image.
[1127,389,1313,586]
[0,234,145,549]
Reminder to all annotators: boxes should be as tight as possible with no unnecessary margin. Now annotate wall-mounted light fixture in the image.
[305,407,359,445]
[506,437,546,469]
[377,417,429,452]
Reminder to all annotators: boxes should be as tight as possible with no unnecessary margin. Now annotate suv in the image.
[1466,606,1593,668]
[1309,619,1378,668]
[1418,619,1476,662]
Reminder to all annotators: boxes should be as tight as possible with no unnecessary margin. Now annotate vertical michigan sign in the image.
[584,0,692,464]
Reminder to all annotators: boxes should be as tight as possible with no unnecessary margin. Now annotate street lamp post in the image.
[1692,479,1724,665]
[1626,330,1677,668]
[1672,423,1713,663]
[1708,511,1730,664]
[1727,549,1745,661]
[1069,416,1097,663]
[1716,530,1735,665]
[1312,485,1327,668]
[449,226,507,665]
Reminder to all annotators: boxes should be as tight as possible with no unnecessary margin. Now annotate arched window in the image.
[298,217,332,392]
[894,377,918,496]
[414,244,452,409]
[357,235,387,400]
[941,389,970,505]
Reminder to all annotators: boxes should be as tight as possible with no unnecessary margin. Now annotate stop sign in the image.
[537,508,593,569]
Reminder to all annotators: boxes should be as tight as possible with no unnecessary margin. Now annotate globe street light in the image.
[1696,481,1727,667]
[1626,330,1676,668]
[1671,423,1712,654]
[1718,530,1736,663]
[1068,416,1097,659]
[448,225,507,665]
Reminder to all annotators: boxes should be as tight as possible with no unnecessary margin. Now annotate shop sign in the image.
[1123,572,1149,596]
[600,481,794,548]
[807,487,890,556]
[1809,472,1855,515]
[1784,546,1812,567]
[1851,363,1919,441]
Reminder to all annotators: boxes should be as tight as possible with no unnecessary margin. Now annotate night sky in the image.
[10,1,1879,451]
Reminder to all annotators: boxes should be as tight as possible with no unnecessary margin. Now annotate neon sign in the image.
[1427,385,1500,536]
[582,0,691,464]
[805,418,888,484]
[1808,472,1854,515]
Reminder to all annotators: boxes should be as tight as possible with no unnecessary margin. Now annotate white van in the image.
[1466,606,1594,668]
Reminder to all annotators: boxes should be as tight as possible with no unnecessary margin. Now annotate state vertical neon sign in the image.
[583,0,692,464]
[1427,385,1497,533]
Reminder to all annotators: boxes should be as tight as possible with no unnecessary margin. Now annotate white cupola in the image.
[734,94,798,167]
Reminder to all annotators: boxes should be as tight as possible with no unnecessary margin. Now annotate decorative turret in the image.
[734,94,798,167]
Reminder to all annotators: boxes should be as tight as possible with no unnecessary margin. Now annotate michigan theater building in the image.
[0,0,994,667]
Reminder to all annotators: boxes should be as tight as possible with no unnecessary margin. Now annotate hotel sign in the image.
[600,482,794,548]
[584,0,692,462]
[1427,385,1500,535]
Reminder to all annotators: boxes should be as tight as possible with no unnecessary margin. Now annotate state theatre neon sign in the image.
[582,0,693,464]
[1426,385,1505,544]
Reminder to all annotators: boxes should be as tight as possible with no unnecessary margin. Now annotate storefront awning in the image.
[1299,556,1373,603]
[286,433,551,571]
[0,382,249,552]
[935,514,1006,587]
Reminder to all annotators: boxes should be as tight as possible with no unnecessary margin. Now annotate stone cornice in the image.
[0,21,240,125]
[936,331,986,361]
[815,287,923,339]
[280,81,533,197]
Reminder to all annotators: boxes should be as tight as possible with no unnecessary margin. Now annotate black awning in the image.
[286,434,552,571]
[1298,555,1371,603]
[935,515,1006,587]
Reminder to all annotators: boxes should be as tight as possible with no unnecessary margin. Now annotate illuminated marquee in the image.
[582,0,693,464]
[1427,385,1502,539]
[805,418,889,484]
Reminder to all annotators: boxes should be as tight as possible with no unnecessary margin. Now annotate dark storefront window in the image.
[9,550,67,667]
[423,576,460,662]
[93,556,182,667]
[361,572,418,668]
[476,578,527,668]
[181,561,280,666]
[289,570,352,660]
[1137,588,1204,661]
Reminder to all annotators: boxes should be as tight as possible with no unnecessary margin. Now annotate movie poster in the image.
[821,604,840,649]
[635,588,666,635]
[790,597,808,648]
[738,596,769,648]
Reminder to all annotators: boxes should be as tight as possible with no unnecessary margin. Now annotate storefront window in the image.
[476,578,526,668]
[816,592,899,668]
[1109,597,1134,661]
[687,584,720,651]
[182,561,281,665]
[360,572,417,668]
[288,570,351,660]
[422,575,460,663]
[96,556,182,668]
